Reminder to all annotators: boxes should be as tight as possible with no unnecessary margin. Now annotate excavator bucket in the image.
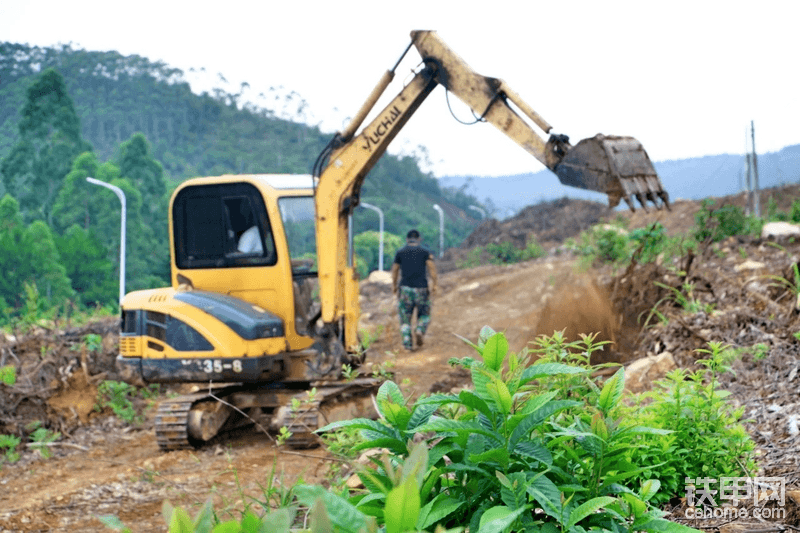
[552,134,668,211]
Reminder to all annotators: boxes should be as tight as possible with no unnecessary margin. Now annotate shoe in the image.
[414,330,424,348]
[402,344,413,352]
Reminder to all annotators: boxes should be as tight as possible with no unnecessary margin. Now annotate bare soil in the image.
[2,186,800,532]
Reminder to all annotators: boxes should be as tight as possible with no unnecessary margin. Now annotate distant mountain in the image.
[441,144,800,218]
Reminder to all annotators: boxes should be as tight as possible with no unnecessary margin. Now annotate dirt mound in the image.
[463,196,612,249]
[0,317,122,436]
[438,197,612,273]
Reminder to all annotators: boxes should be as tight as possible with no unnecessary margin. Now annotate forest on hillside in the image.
[0,42,482,324]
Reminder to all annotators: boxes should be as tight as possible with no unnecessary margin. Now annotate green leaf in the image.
[417,494,465,530]
[525,474,562,520]
[576,433,605,457]
[454,332,481,352]
[211,522,242,533]
[597,368,625,413]
[509,400,580,447]
[316,418,395,436]
[382,402,412,431]
[377,381,405,407]
[414,418,500,441]
[385,477,421,533]
[518,390,558,416]
[192,499,215,533]
[401,442,429,491]
[497,471,528,510]
[406,403,438,431]
[512,440,553,466]
[471,362,496,403]
[478,505,527,533]
[479,326,497,345]
[458,390,494,419]
[256,508,293,533]
[167,506,194,533]
[641,479,662,502]
[566,496,616,528]
[351,437,407,456]
[468,447,510,469]
[96,515,132,533]
[310,499,333,533]
[622,493,648,519]
[482,333,509,371]
[519,363,588,384]
[294,485,368,532]
[486,377,512,414]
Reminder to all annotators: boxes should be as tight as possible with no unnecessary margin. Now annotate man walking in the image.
[391,229,438,351]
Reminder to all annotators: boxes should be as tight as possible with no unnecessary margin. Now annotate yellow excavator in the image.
[115,30,668,450]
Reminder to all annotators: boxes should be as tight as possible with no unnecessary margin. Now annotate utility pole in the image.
[432,204,444,258]
[744,150,753,215]
[751,120,760,217]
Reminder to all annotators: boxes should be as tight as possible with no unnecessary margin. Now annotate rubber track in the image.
[154,391,212,451]
[284,400,322,448]
[283,378,382,448]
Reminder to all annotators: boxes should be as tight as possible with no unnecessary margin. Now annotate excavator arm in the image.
[314,30,668,352]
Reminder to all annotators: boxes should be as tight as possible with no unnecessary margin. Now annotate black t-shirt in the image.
[394,244,431,288]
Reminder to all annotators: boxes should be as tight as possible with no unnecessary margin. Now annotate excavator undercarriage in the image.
[154,377,381,450]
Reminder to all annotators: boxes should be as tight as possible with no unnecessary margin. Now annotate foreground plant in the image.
[319,327,700,533]
[625,342,758,503]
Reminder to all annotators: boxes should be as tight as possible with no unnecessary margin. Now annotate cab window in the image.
[173,183,276,269]
[278,196,317,275]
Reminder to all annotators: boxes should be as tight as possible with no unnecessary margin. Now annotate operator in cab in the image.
[391,229,439,351]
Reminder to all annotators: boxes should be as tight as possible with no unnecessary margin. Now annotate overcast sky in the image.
[2,0,798,178]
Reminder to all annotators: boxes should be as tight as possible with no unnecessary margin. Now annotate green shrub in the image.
[26,421,60,459]
[567,223,630,265]
[474,236,546,266]
[319,328,700,533]
[456,246,484,269]
[629,223,667,262]
[520,236,546,261]
[625,342,757,504]
[485,241,522,264]
[0,434,21,464]
[96,380,140,423]
[693,200,763,243]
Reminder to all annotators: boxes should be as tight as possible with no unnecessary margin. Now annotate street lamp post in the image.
[469,205,486,219]
[432,204,444,258]
[360,202,384,271]
[86,177,127,304]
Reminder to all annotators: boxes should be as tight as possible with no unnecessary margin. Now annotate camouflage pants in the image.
[398,286,431,349]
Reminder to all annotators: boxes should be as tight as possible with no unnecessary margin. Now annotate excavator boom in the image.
[409,30,667,210]
[314,30,669,347]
